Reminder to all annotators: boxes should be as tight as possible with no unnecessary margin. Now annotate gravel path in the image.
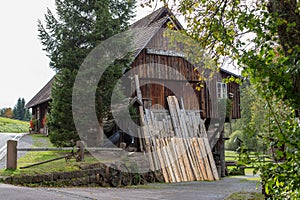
[0,175,261,200]
[55,176,261,200]
[0,134,33,169]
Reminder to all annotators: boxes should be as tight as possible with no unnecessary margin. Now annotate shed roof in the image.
[25,77,54,108]
[26,7,175,109]
[26,7,239,109]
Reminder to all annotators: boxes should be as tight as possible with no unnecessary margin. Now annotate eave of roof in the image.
[27,7,240,108]
[25,77,54,108]
[220,68,241,78]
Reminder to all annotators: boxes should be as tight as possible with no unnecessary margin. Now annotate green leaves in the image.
[159,0,300,198]
[39,0,136,147]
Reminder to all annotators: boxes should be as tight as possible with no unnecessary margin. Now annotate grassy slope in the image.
[0,117,29,133]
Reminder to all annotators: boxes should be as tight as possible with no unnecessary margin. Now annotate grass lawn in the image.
[225,192,264,200]
[225,150,263,177]
[0,117,29,133]
[0,134,98,177]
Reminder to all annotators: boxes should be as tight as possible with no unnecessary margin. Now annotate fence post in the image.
[7,140,18,170]
[76,140,85,162]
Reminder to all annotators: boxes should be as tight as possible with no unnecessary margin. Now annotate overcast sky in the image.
[0,1,165,108]
[0,1,238,109]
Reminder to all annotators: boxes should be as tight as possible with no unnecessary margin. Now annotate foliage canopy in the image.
[38,0,136,146]
[141,0,300,198]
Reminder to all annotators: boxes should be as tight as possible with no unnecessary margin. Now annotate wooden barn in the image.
[26,7,241,178]
[26,77,53,133]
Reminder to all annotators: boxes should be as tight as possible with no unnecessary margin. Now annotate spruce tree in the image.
[38,0,136,147]
[13,98,27,120]
[24,109,31,121]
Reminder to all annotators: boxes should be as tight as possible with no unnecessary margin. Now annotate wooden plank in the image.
[166,96,192,181]
[135,75,157,171]
[171,137,186,181]
[155,138,169,183]
[202,136,220,180]
[164,138,181,182]
[188,138,202,181]
[197,138,214,181]
[158,139,172,182]
[172,96,196,181]
[175,137,190,181]
[171,96,198,181]
[160,139,175,182]
[192,138,205,180]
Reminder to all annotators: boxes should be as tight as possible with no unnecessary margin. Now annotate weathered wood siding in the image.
[131,49,203,111]
[31,102,49,130]
[220,71,241,119]
[131,27,240,120]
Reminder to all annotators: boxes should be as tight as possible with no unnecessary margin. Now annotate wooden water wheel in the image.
[106,163,122,187]
[118,163,132,186]
[132,173,141,185]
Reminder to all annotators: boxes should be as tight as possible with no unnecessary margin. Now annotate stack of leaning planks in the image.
[139,96,219,183]
[134,75,219,182]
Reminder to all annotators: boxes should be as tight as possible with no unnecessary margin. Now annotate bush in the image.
[225,130,243,151]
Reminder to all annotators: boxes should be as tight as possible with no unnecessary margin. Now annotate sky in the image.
[0,1,56,108]
[0,1,238,109]
[0,1,164,109]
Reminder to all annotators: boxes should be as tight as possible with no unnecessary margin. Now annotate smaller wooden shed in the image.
[25,77,53,133]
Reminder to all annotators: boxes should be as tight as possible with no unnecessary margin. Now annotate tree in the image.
[38,0,136,147]
[226,83,268,152]
[24,109,31,121]
[4,108,13,119]
[0,108,6,117]
[12,98,30,121]
[13,98,24,120]
[145,0,300,198]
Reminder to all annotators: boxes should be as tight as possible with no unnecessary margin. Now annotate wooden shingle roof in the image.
[26,7,239,109]
[26,7,171,108]
[25,77,54,108]
[26,8,174,109]
[130,6,182,57]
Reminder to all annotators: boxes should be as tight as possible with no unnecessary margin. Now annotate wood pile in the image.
[134,74,219,183]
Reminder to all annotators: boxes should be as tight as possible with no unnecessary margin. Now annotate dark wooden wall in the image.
[130,26,241,121]
[32,102,49,130]
[220,71,241,119]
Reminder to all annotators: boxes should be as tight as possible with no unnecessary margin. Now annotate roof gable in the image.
[130,6,183,57]
[27,7,239,108]
[131,6,182,29]
[26,77,54,108]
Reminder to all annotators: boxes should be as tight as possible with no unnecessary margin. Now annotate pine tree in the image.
[38,0,136,147]
[24,109,31,121]
[12,107,17,119]
[0,108,4,117]
[12,98,29,121]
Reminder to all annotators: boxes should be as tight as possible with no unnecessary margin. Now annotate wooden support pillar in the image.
[220,129,226,177]
[7,140,18,170]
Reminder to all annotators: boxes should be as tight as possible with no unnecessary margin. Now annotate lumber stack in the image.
[140,96,219,182]
[133,75,219,182]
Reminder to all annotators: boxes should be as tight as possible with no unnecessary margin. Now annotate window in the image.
[217,82,227,99]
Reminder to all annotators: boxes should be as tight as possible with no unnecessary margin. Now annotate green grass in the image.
[225,150,239,158]
[225,192,264,200]
[0,134,98,177]
[225,150,264,175]
[0,117,29,133]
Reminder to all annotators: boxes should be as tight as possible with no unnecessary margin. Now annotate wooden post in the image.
[76,140,85,162]
[7,140,17,170]
[220,129,226,177]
